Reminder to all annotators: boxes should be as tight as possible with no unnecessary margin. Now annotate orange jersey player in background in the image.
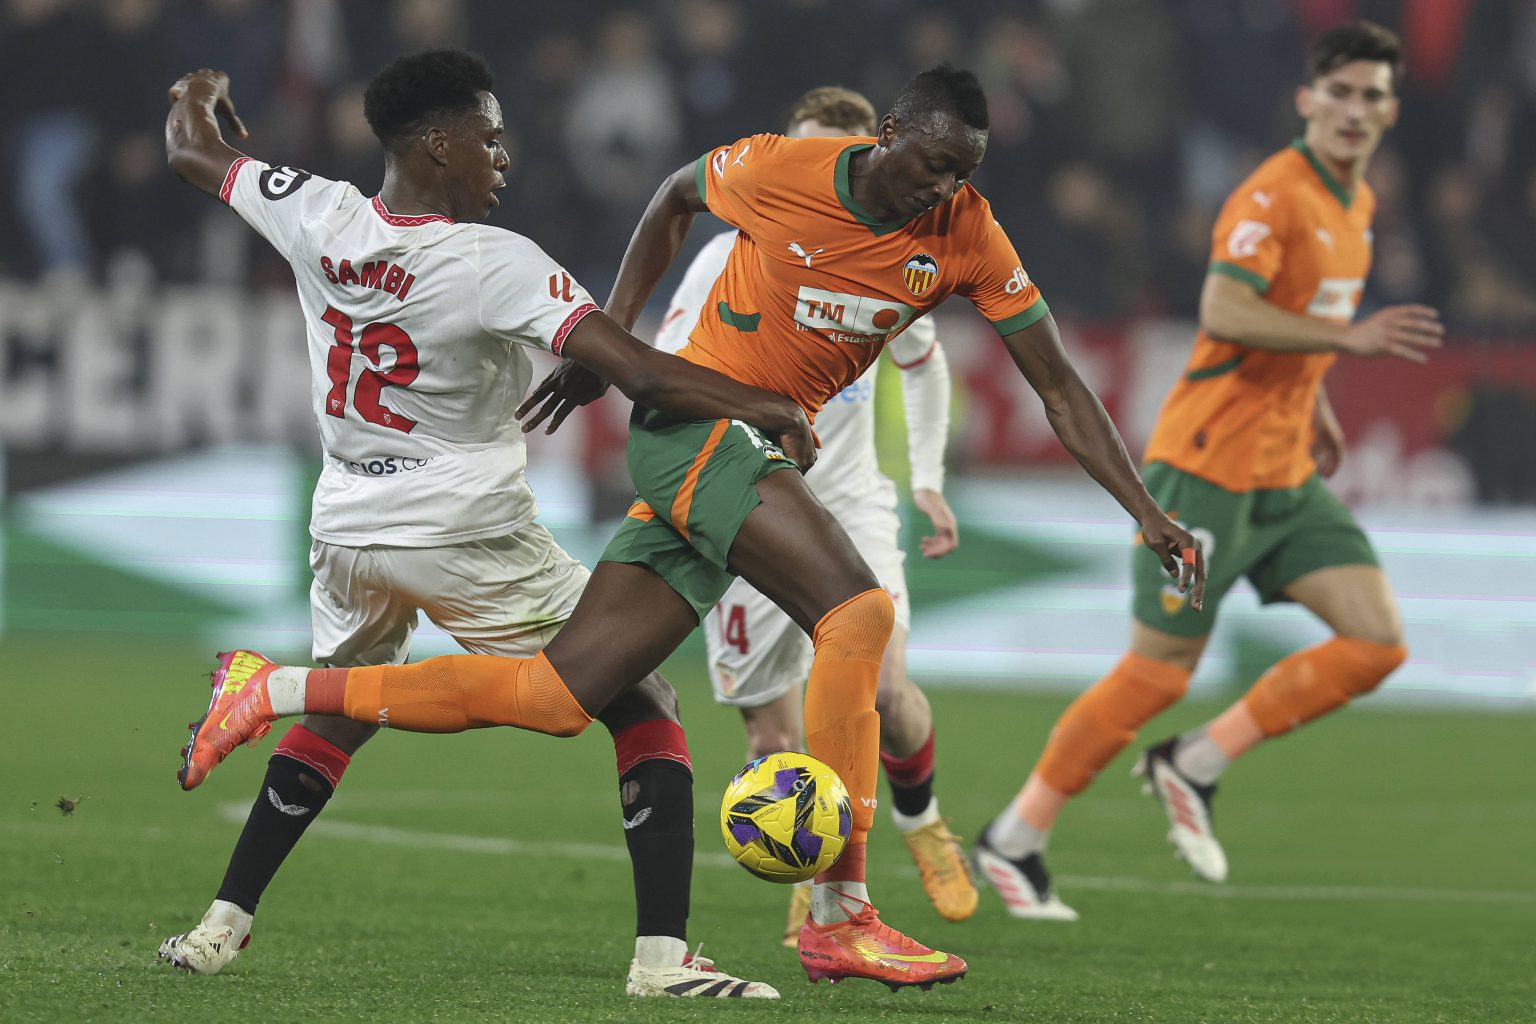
[976,22,1443,920]
[182,64,1204,993]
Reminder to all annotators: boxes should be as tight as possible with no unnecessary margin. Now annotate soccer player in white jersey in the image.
[154,50,813,998]
[653,86,976,940]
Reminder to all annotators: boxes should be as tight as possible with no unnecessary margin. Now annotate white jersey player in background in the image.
[155,52,812,999]
[654,87,978,940]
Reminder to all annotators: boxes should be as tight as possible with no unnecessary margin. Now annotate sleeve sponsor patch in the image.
[1226,219,1272,259]
[258,165,313,200]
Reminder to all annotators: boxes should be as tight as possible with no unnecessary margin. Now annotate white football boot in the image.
[626,946,780,998]
[157,900,253,974]
[1137,737,1229,883]
[971,825,1079,921]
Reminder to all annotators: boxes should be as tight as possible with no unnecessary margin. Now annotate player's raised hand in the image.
[912,487,958,559]
[1336,304,1442,363]
[168,69,248,139]
[1140,513,1206,612]
[518,359,610,435]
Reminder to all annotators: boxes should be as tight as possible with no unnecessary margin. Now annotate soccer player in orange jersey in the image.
[182,64,1205,990]
[975,22,1444,918]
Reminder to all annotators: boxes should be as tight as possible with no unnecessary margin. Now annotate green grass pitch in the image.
[2,632,1532,1023]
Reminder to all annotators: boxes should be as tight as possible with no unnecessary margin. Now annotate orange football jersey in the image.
[1144,140,1376,492]
[681,133,1046,419]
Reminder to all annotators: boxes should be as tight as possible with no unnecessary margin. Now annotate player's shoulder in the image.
[1228,145,1319,208]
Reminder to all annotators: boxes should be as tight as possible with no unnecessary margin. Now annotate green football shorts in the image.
[600,407,800,621]
[1132,462,1379,637]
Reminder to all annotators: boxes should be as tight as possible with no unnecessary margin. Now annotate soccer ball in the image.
[720,751,852,883]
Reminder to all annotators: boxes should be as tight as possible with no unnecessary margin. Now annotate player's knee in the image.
[596,673,681,736]
[1337,637,1407,697]
[814,587,894,654]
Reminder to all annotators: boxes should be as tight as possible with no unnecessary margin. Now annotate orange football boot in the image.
[178,650,280,791]
[797,896,967,991]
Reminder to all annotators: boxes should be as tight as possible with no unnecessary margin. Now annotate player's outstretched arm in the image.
[1202,273,1442,361]
[606,162,708,331]
[896,334,958,558]
[519,310,817,470]
[1002,312,1205,608]
[165,69,249,198]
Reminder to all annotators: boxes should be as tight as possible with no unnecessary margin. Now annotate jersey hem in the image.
[310,514,538,549]
[991,297,1049,336]
[1209,260,1271,295]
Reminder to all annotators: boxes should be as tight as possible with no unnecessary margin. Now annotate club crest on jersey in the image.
[903,253,938,296]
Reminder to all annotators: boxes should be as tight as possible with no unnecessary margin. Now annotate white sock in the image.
[200,899,253,935]
[890,796,940,832]
[1173,727,1230,786]
[810,881,869,925]
[987,805,1049,860]
[265,666,308,716]
[633,934,687,968]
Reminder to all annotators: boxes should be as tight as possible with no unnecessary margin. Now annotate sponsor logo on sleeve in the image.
[903,253,939,296]
[1226,219,1271,258]
[258,165,312,200]
[1003,266,1031,295]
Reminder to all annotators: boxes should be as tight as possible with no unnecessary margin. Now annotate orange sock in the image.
[1035,652,1190,795]
[1242,637,1407,737]
[803,588,894,883]
[306,653,592,737]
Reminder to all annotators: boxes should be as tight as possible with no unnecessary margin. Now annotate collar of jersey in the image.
[1289,138,1353,210]
[835,144,918,237]
[371,195,455,226]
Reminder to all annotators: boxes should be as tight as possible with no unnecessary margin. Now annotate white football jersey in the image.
[655,230,937,510]
[222,158,599,546]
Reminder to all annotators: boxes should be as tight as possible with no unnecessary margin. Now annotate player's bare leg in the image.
[727,469,965,989]
[875,630,976,922]
[979,624,1205,915]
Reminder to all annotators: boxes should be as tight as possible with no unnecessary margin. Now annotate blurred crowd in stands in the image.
[5,0,1536,334]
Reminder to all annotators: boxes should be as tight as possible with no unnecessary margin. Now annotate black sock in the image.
[890,770,935,818]
[619,758,693,940]
[215,753,335,914]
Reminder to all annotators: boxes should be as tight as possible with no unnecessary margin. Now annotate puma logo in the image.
[267,787,311,817]
[788,242,824,268]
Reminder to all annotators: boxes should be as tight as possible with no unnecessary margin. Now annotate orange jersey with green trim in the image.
[681,134,1046,419]
[1144,140,1376,492]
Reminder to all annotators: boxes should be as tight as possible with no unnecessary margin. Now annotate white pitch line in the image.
[216,802,1536,908]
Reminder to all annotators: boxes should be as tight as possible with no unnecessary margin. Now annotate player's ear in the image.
[424,126,451,166]
[1383,95,1401,129]
[1294,83,1313,120]
[877,114,899,146]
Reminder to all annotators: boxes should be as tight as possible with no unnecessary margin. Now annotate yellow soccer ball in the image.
[720,751,851,883]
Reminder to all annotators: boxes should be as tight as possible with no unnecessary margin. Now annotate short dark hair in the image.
[891,63,988,134]
[788,86,878,136]
[1306,21,1403,91]
[364,48,494,149]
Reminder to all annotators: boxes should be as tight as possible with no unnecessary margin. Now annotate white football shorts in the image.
[309,521,589,667]
[704,498,910,708]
